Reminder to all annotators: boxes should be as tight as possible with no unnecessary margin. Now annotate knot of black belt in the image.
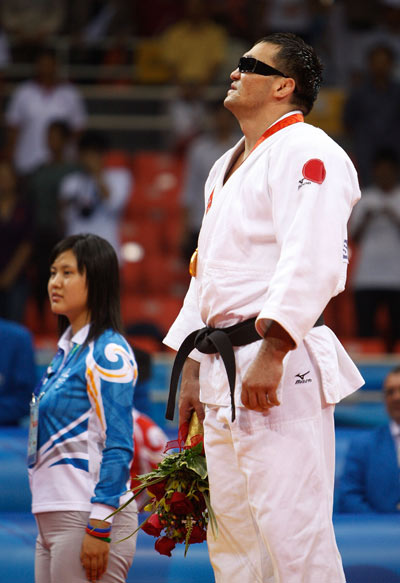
[165,313,325,424]
[165,317,261,423]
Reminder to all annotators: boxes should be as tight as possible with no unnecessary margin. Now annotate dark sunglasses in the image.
[238,56,288,78]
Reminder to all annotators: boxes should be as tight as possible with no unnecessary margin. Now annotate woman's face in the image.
[48,249,89,329]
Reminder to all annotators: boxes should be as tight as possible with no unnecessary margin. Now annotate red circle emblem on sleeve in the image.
[302,159,326,184]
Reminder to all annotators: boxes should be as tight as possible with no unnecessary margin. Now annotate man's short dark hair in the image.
[367,43,395,64]
[36,46,57,62]
[387,365,400,377]
[78,130,109,153]
[258,32,323,116]
[373,147,398,167]
[48,119,72,140]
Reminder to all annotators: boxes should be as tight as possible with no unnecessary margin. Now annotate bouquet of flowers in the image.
[117,413,217,557]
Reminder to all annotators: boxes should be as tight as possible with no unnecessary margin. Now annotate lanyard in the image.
[33,343,81,398]
[28,343,81,468]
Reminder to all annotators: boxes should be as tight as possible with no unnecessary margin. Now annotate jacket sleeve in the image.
[336,434,375,513]
[86,337,137,520]
[256,139,361,346]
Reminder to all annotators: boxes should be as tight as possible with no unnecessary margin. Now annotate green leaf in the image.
[185,455,208,480]
[203,492,218,538]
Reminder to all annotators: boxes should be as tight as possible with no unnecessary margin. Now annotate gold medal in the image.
[189,248,198,277]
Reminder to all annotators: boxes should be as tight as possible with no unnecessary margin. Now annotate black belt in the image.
[165,314,324,423]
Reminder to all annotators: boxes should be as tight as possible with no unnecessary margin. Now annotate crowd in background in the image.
[0,0,400,350]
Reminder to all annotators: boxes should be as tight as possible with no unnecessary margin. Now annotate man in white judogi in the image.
[164,32,364,583]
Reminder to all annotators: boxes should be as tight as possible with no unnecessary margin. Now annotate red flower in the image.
[155,536,176,557]
[168,491,194,515]
[188,525,207,544]
[141,513,163,537]
[195,492,206,511]
[147,479,167,500]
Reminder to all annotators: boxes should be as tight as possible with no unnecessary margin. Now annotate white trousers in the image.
[34,505,138,583]
[203,341,346,583]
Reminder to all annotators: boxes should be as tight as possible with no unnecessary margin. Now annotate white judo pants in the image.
[203,341,345,583]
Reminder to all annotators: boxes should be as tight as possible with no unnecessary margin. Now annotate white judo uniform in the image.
[164,111,364,583]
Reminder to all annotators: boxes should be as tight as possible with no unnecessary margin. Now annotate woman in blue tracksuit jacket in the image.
[29,233,138,583]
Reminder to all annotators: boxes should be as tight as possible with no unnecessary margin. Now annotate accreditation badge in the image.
[27,393,43,467]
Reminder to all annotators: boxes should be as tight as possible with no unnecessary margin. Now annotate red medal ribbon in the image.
[206,188,214,214]
[205,112,303,214]
[251,112,304,153]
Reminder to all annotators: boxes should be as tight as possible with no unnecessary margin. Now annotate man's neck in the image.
[239,106,299,155]
[239,106,300,156]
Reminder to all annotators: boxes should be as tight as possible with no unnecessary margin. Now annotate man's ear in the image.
[274,77,296,101]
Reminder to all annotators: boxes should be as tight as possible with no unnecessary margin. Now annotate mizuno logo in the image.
[295,371,312,384]
[298,178,311,190]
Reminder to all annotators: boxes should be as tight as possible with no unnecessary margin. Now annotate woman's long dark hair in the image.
[49,234,124,342]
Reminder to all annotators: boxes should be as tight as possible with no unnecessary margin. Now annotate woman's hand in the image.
[80,520,111,582]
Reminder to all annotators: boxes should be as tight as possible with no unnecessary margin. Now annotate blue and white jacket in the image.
[29,324,137,522]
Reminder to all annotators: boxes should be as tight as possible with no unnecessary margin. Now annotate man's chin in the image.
[224,94,235,110]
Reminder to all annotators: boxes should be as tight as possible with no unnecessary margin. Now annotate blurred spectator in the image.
[0,160,32,323]
[28,120,80,319]
[1,0,65,62]
[337,366,400,513]
[253,0,317,44]
[130,407,167,511]
[59,130,132,260]
[165,83,208,155]
[211,0,258,42]
[4,47,87,176]
[134,0,183,37]
[129,341,155,416]
[0,318,35,425]
[160,0,228,85]
[343,44,400,186]
[67,1,134,74]
[67,0,134,42]
[181,102,241,260]
[0,22,11,71]
[350,149,400,351]
[344,1,400,82]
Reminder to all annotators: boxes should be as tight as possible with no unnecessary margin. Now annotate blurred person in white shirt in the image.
[59,130,132,261]
[5,47,87,175]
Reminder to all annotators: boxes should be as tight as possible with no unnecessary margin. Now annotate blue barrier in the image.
[0,424,376,516]
[0,427,31,512]
[357,363,396,391]
[335,514,400,581]
[0,513,37,581]
[1,512,400,583]
[335,402,388,428]
[2,354,399,582]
